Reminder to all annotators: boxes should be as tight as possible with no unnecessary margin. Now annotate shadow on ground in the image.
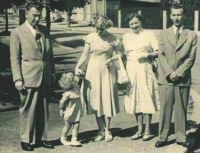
[60,39,85,48]
[51,33,86,38]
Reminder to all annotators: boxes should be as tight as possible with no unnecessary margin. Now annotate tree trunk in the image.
[67,9,72,28]
[5,8,8,32]
[46,6,51,35]
[19,7,26,25]
[67,14,71,27]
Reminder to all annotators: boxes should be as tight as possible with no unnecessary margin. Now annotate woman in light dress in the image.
[122,13,160,141]
[75,16,122,142]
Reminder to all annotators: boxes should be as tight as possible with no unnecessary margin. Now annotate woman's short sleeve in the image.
[83,33,95,45]
[149,31,158,51]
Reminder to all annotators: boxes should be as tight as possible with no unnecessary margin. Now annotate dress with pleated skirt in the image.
[81,32,120,117]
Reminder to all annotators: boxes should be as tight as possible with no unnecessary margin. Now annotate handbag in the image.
[151,58,158,73]
[117,56,129,84]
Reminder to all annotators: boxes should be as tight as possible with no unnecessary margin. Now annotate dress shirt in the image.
[172,25,183,34]
[26,20,43,50]
[26,20,37,37]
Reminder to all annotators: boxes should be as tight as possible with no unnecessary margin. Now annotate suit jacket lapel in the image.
[166,27,177,48]
[175,29,188,51]
[23,23,40,51]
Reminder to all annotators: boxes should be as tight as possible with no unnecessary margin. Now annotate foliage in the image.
[0,0,26,32]
[161,0,200,10]
[180,0,200,10]
[0,0,25,9]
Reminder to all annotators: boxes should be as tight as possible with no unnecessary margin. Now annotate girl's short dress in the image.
[62,86,84,123]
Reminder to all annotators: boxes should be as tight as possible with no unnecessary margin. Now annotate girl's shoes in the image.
[131,132,143,140]
[94,132,105,142]
[142,133,154,141]
[60,137,71,146]
[71,138,82,147]
[105,131,113,142]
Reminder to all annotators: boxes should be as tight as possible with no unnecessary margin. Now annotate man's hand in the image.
[169,72,179,81]
[15,80,25,90]
[60,109,64,118]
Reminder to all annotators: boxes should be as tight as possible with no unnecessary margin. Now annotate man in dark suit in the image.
[10,1,55,151]
[155,3,197,149]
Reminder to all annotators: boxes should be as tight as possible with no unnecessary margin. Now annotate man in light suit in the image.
[10,1,55,151]
[155,3,197,149]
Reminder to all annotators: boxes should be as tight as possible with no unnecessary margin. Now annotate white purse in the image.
[117,56,129,84]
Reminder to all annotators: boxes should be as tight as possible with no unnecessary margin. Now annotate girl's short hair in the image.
[126,13,143,22]
[95,15,113,29]
[59,72,76,90]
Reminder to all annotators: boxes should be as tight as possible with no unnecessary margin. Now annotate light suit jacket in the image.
[157,26,197,86]
[10,22,55,87]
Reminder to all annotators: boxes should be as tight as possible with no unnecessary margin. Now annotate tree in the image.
[179,0,200,10]
[0,0,25,33]
[0,0,14,33]
[50,0,90,27]
[161,0,200,9]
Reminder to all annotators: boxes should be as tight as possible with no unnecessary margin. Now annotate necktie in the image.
[175,28,180,43]
[33,27,42,51]
[36,33,42,51]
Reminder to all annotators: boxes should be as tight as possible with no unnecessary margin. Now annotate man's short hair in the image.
[170,2,186,14]
[26,1,43,11]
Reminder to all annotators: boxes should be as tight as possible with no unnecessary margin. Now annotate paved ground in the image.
[0,19,200,153]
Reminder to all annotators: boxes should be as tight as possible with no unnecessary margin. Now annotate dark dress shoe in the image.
[155,141,166,148]
[36,140,54,149]
[177,142,191,148]
[189,124,200,138]
[21,142,34,151]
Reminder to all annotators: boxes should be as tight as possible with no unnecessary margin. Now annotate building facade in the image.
[75,0,107,24]
[74,0,162,28]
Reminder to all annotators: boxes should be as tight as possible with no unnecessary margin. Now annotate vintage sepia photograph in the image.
[0,0,200,153]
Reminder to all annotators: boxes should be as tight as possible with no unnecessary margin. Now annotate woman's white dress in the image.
[122,30,160,114]
[81,32,121,117]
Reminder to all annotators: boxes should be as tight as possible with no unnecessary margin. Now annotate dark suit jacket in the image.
[10,22,55,87]
[157,26,197,86]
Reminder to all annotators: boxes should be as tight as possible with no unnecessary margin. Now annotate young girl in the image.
[59,72,84,147]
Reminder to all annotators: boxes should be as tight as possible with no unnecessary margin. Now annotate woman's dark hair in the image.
[126,13,143,22]
[26,1,43,11]
[170,2,186,14]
